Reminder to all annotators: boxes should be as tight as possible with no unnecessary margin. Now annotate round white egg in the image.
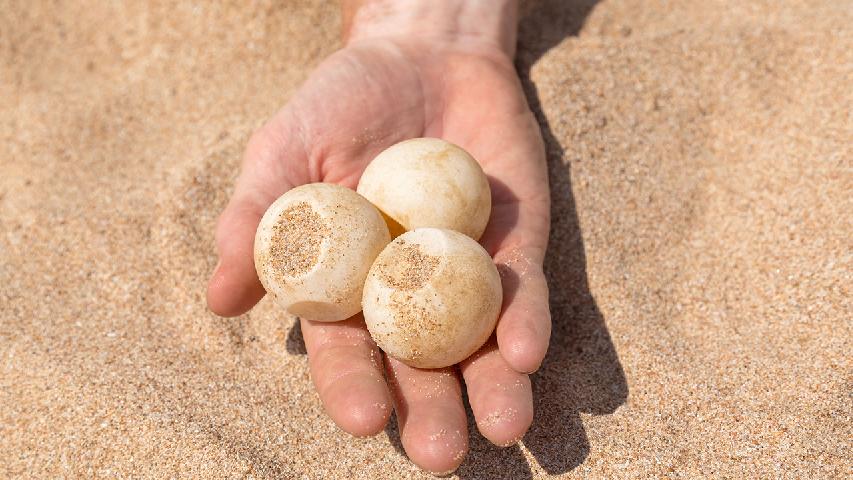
[362,228,502,368]
[356,138,492,240]
[254,183,390,322]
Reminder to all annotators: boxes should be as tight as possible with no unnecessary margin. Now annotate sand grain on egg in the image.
[377,243,444,363]
[378,243,440,291]
[364,229,502,369]
[268,202,330,278]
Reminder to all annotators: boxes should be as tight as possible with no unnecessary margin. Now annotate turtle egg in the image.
[356,138,492,240]
[362,228,502,368]
[254,183,390,321]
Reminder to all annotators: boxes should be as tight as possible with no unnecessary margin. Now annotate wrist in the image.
[343,0,519,58]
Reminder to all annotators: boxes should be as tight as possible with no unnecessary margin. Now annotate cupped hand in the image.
[207,35,550,474]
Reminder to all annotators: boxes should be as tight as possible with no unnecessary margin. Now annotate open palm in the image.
[207,36,551,473]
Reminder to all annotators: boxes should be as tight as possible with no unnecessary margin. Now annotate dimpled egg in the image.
[254,183,390,321]
[362,228,502,368]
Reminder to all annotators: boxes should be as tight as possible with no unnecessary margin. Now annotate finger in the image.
[385,358,469,475]
[493,247,551,373]
[206,188,268,317]
[301,315,392,437]
[461,340,534,447]
[206,123,305,317]
[478,156,552,374]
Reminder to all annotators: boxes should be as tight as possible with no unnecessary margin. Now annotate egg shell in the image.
[356,138,492,240]
[362,228,502,368]
[254,183,390,321]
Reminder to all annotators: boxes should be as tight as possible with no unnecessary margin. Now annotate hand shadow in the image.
[516,0,629,475]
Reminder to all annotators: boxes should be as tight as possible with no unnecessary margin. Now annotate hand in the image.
[207,1,550,473]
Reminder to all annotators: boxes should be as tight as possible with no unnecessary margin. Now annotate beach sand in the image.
[1,1,850,478]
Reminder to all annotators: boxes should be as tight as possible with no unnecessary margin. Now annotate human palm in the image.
[207,37,551,473]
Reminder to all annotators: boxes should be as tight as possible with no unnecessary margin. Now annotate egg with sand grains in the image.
[254,183,391,322]
[362,228,502,369]
[356,137,492,240]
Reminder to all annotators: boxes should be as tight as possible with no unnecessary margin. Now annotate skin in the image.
[206,0,551,474]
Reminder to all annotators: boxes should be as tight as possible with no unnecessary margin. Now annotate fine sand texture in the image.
[1,1,850,478]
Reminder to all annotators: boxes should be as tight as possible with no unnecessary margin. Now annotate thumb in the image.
[207,124,306,317]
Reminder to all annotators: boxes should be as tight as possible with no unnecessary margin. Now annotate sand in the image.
[1,0,850,478]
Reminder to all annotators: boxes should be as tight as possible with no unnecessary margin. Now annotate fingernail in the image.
[213,258,222,277]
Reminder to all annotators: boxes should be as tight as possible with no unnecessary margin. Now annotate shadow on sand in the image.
[458,1,629,476]
[513,0,629,476]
